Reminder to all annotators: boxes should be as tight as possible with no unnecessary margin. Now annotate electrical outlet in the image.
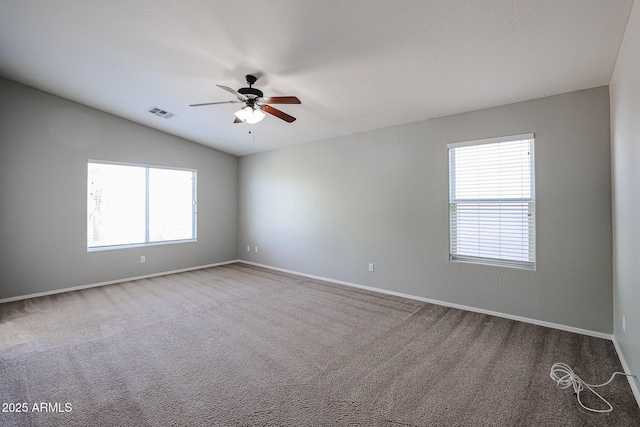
[255,246,259,253]
[623,315,626,333]
[140,256,146,263]
[247,245,250,252]
[369,263,374,272]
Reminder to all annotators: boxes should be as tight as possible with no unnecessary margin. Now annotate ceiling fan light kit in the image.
[190,74,300,124]
[235,105,265,124]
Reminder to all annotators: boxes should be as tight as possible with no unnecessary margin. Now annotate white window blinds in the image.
[448,134,535,269]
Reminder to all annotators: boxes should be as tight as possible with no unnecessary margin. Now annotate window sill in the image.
[88,239,197,252]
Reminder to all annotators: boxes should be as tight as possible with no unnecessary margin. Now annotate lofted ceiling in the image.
[0,0,634,156]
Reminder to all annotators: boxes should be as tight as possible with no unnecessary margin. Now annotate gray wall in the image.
[239,86,613,333]
[0,78,239,300]
[610,1,640,393]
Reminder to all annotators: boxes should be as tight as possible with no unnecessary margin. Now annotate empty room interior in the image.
[1,1,640,426]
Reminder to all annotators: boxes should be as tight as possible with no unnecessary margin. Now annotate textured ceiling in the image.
[0,0,634,156]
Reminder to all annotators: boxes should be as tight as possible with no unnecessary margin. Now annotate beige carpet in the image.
[1,263,638,426]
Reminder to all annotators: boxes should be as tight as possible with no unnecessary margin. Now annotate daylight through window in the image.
[88,161,197,250]
[448,134,535,269]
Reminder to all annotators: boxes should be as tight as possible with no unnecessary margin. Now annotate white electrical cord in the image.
[550,362,636,413]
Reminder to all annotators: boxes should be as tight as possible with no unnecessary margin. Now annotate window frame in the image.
[87,159,197,252]
[447,133,536,270]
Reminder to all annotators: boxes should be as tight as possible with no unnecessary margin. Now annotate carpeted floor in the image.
[1,263,638,426]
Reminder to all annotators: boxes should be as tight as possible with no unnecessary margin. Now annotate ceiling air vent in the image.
[148,107,176,119]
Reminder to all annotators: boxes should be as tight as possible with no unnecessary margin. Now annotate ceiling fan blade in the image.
[189,100,242,107]
[262,105,296,123]
[217,84,248,101]
[264,96,301,104]
[234,117,243,123]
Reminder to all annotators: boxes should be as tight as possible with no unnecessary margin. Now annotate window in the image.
[88,161,197,250]
[448,134,535,269]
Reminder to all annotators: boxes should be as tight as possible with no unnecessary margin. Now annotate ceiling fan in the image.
[190,74,301,124]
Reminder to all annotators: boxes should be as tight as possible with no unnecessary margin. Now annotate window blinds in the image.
[448,134,535,269]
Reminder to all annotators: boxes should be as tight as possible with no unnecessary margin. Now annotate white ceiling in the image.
[0,1,634,156]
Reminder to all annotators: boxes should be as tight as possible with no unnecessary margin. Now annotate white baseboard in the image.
[239,260,613,340]
[2,259,610,341]
[10,258,608,341]
[3,258,636,409]
[612,336,640,409]
[0,260,240,304]
[241,260,640,408]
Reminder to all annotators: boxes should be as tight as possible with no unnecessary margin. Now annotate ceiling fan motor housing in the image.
[238,74,263,99]
[238,74,263,98]
[238,87,263,98]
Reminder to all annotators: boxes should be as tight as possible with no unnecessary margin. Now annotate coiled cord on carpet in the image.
[550,362,636,413]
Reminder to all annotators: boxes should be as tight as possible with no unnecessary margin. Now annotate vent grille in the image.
[148,107,176,119]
